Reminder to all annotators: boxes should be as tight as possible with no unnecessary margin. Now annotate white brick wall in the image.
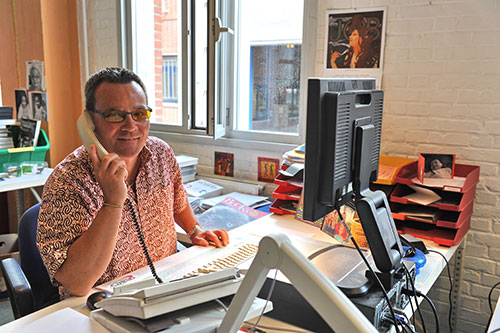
[315,0,500,331]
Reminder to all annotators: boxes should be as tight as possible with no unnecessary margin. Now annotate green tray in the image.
[0,129,50,167]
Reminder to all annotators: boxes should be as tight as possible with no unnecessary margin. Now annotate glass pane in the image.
[156,0,182,125]
[236,0,303,134]
[193,0,208,129]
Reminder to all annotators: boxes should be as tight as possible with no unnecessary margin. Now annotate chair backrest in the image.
[18,203,59,310]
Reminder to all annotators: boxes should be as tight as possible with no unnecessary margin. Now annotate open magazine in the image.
[196,197,269,232]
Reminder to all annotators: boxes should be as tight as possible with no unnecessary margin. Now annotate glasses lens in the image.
[104,111,126,123]
[132,109,151,121]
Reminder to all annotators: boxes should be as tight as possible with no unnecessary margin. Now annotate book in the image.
[196,196,269,232]
[18,118,41,147]
[184,179,223,198]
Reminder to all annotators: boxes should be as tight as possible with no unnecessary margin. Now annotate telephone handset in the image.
[77,112,109,159]
[77,111,164,284]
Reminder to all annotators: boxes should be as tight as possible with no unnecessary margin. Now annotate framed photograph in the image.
[418,153,455,182]
[324,8,386,88]
[258,157,279,182]
[26,60,45,91]
[15,89,31,120]
[29,92,48,121]
[214,151,234,177]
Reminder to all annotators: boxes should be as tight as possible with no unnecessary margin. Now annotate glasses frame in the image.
[90,107,153,123]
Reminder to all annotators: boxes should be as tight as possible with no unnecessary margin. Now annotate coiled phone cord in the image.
[125,198,164,284]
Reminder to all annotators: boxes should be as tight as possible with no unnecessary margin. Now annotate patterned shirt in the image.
[37,137,188,299]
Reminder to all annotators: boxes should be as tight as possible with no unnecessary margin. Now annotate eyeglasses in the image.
[91,107,152,123]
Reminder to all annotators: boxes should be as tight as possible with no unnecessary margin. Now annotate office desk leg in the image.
[450,239,466,333]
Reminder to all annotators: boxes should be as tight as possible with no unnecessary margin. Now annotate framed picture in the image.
[324,8,386,88]
[26,60,45,91]
[29,91,48,121]
[214,152,234,177]
[417,153,455,182]
[258,157,279,182]
[15,89,31,120]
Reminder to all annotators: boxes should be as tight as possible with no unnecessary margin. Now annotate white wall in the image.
[314,1,499,332]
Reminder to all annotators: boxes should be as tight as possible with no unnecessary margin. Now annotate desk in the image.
[0,213,459,332]
[0,168,53,231]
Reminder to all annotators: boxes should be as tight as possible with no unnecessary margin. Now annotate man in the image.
[37,67,229,299]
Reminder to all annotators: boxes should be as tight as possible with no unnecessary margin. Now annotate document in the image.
[403,185,441,206]
[17,307,107,333]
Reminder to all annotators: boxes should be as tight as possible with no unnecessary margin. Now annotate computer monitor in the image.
[302,78,403,278]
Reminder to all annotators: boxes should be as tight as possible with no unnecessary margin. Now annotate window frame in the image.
[127,0,318,150]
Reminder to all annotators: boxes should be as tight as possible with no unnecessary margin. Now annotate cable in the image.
[403,266,427,333]
[335,207,401,333]
[420,292,440,333]
[486,281,500,331]
[428,249,453,332]
[126,198,163,284]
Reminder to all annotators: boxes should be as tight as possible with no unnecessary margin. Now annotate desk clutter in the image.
[390,161,479,246]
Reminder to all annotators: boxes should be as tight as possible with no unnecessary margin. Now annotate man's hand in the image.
[191,229,229,248]
[88,144,128,206]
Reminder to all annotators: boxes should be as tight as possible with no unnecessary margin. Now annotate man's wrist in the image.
[187,224,203,239]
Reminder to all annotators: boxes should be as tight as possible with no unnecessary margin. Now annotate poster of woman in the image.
[324,8,386,87]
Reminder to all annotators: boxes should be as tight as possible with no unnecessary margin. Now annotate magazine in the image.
[18,118,41,147]
[196,196,269,232]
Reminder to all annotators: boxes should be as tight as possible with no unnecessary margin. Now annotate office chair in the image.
[0,203,59,319]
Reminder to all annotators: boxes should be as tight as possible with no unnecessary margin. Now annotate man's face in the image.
[91,81,149,159]
[21,95,27,106]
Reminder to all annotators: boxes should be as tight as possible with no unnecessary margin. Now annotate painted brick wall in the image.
[315,1,500,331]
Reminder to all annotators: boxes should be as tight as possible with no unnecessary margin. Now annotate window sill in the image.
[149,130,297,154]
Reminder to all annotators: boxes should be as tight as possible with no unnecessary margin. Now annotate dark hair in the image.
[348,14,367,38]
[84,67,148,111]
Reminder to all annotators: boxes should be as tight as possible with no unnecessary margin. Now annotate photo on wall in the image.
[257,157,279,182]
[324,8,386,87]
[29,91,48,121]
[26,60,45,91]
[15,89,31,120]
[214,151,234,177]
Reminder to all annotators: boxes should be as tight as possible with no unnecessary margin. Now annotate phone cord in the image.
[125,198,164,284]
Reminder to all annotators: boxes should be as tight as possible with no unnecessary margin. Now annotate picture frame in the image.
[324,7,387,88]
[214,152,234,177]
[26,60,45,91]
[417,153,456,182]
[257,157,279,182]
[15,89,31,120]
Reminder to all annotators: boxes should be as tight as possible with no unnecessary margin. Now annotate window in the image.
[162,55,178,103]
[128,0,311,145]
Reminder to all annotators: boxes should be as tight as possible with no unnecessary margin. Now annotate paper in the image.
[412,176,465,190]
[17,307,108,333]
[403,185,441,206]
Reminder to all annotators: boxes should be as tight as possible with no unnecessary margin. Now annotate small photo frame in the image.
[29,91,48,121]
[214,151,234,177]
[418,153,455,182]
[257,157,279,182]
[26,60,45,91]
[15,89,31,120]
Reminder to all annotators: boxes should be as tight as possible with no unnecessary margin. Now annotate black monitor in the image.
[302,78,403,280]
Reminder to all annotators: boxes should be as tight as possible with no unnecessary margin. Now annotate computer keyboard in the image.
[183,243,259,277]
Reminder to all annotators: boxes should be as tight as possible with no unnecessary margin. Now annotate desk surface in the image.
[0,213,458,332]
[0,168,53,192]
